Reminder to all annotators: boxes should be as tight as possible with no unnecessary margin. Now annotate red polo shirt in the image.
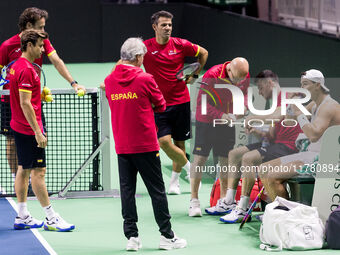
[9,57,44,135]
[143,37,199,106]
[0,34,55,102]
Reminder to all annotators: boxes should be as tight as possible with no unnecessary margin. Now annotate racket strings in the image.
[176,62,200,80]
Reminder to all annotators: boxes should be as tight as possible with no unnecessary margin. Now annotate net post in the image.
[100,88,114,191]
[91,93,100,190]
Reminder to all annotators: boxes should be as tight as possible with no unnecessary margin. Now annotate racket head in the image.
[176,62,200,81]
[0,60,17,87]
[0,67,9,87]
[32,63,46,87]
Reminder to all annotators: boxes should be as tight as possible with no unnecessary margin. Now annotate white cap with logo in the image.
[302,69,329,92]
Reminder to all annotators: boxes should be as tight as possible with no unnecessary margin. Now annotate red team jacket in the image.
[104,64,166,154]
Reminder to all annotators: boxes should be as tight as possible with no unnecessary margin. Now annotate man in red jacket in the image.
[104,37,187,251]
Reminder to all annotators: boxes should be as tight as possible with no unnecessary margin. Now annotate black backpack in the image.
[326,205,340,249]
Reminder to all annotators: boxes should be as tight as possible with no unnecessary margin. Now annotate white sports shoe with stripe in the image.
[159,234,187,250]
[219,206,251,223]
[14,215,43,230]
[44,213,75,232]
[205,198,236,215]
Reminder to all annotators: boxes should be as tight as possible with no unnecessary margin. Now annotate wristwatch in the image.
[70,80,78,86]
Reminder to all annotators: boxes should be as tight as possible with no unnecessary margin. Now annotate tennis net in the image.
[0,88,102,197]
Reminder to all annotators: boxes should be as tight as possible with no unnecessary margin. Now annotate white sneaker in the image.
[219,206,251,223]
[188,198,202,217]
[126,237,142,251]
[205,199,236,215]
[14,215,43,230]
[159,234,187,250]
[44,213,75,232]
[185,172,190,181]
[168,177,181,195]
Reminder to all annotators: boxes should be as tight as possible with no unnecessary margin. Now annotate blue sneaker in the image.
[205,199,236,215]
[219,206,251,223]
[14,215,43,230]
[255,214,263,222]
[44,213,75,232]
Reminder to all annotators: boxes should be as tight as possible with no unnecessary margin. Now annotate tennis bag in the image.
[325,205,340,249]
[210,178,221,207]
[260,196,324,251]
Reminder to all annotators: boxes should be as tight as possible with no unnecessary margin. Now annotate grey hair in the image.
[120,37,147,62]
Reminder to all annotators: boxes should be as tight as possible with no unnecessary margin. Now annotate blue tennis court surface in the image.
[0,198,52,255]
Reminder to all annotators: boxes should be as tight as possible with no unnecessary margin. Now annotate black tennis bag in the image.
[326,205,340,249]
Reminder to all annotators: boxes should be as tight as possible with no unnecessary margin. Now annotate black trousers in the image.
[118,151,174,239]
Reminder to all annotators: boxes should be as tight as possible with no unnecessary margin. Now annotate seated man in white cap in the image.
[258,69,340,201]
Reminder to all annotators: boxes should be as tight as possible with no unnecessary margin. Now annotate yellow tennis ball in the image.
[45,94,53,102]
[43,87,51,94]
[77,89,85,97]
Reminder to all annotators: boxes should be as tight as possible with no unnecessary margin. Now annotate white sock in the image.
[171,171,181,182]
[183,161,191,175]
[12,173,16,184]
[18,202,29,219]
[224,189,236,204]
[43,204,56,220]
[239,196,250,211]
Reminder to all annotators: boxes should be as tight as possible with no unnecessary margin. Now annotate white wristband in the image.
[297,114,310,129]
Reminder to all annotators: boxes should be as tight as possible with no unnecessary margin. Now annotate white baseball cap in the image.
[302,69,329,92]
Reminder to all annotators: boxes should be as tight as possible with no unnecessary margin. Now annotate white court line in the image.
[0,186,57,255]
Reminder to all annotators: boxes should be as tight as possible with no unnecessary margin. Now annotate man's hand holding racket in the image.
[176,62,200,84]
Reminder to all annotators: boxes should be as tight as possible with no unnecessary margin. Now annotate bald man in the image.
[189,58,250,217]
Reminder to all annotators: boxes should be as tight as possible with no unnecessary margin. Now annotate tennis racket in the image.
[239,186,265,230]
[176,62,200,81]
[0,60,17,87]
[32,63,53,102]
[0,61,46,88]
[32,63,46,88]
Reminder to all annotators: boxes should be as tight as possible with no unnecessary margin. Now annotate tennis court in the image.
[0,63,337,254]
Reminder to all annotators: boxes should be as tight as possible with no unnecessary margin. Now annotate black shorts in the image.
[0,101,13,136]
[193,121,235,157]
[154,102,191,141]
[246,142,297,163]
[1,101,46,136]
[13,130,46,169]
